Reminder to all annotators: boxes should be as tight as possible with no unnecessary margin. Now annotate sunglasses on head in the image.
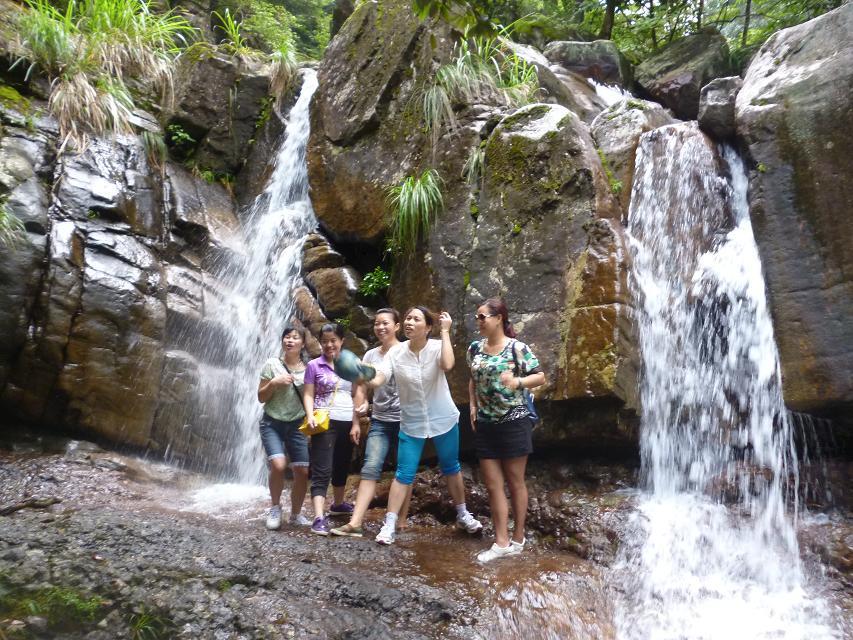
[474,313,496,321]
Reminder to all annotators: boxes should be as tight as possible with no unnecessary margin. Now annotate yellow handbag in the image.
[299,378,338,436]
[299,409,330,436]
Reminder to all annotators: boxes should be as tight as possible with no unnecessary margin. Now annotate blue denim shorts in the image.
[360,419,401,481]
[259,414,309,465]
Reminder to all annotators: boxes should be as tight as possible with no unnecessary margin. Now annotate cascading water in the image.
[190,69,319,485]
[615,122,838,638]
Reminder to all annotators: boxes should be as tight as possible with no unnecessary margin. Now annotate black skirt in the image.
[475,415,534,460]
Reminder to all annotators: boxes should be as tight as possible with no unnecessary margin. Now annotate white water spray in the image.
[616,123,838,639]
[191,70,319,485]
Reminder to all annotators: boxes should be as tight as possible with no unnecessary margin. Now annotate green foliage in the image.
[269,41,298,100]
[358,266,392,298]
[13,0,196,151]
[213,8,252,54]
[511,220,522,234]
[386,169,444,254]
[411,0,501,38]
[448,0,841,67]
[0,197,26,247]
[165,122,196,159]
[221,0,330,59]
[0,585,104,630]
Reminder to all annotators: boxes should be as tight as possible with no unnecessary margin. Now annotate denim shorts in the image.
[259,414,309,465]
[360,419,401,481]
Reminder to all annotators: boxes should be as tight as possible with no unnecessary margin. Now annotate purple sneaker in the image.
[311,517,330,536]
[328,502,354,516]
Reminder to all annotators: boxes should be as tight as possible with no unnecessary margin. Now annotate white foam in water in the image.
[590,80,631,107]
[183,483,269,518]
[616,123,840,639]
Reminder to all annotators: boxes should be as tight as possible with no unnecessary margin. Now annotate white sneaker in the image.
[265,506,282,530]
[455,512,483,534]
[375,521,396,545]
[289,512,311,526]
[477,542,519,562]
[511,538,525,552]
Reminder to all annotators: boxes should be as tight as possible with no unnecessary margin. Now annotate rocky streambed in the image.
[1,433,850,639]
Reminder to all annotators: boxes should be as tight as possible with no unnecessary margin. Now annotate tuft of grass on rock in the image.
[385,169,444,255]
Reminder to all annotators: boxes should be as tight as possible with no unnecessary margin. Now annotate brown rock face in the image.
[305,267,361,319]
[698,76,743,140]
[736,3,853,418]
[307,0,640,447]
[635,31,732,120]
[543,40,633,88]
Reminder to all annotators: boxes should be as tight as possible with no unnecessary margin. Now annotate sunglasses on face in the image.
[474,313,496,322]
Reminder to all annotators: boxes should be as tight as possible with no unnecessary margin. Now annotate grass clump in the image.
[0,585,105,630]
[129,608,173,640]
[385,169,444,254]
[422,34,538,145]
[12,0,196,152]
[0,197,26,247]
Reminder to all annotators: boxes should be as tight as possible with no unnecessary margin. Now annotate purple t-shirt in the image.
[304,357,354,422]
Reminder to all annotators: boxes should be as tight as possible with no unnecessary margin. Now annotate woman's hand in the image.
[305,413,316,430]
[438,311,452,332]
[272,372,293,387]
[350,423,361,445]
[469,406,477,432]
[499,371,520,390]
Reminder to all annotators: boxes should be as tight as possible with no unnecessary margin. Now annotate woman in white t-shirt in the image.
[364,306,482,545]
[331,308,411,538]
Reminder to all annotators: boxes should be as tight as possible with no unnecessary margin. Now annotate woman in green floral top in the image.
[467,298,545,563]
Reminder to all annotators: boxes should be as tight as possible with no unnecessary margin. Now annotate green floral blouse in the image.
[467,339,540,423]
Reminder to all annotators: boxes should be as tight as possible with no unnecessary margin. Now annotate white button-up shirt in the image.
[377,339,459,438]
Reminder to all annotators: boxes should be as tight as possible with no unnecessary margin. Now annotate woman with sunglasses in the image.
[468,298,545,562]
[362,306,483,545]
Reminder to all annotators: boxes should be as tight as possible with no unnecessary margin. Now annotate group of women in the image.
[256,299,544,562]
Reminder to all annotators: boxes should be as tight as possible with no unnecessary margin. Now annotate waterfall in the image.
[616,123,837,638]
[190,69,319,484]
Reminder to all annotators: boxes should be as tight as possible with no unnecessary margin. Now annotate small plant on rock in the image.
[358,266,391,298]
[212,8,250,56]
[0,197,26,247]
[385,169,444,255]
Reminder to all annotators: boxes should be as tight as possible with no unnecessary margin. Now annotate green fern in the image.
[0,198,26,248]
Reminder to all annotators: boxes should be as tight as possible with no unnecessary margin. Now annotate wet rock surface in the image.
[735,3,853,426]
[1,434,850,638]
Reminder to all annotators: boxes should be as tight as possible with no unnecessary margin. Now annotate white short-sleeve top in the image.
[377,339,460,438]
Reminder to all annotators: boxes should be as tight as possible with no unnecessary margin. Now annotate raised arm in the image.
[438,311,455,371]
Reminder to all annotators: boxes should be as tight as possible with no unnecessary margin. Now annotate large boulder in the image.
[698,76,743,140]
[308,0,640,447]
[171,52,273,176]
[544,40,632,88]
[635,30,732,120]
[735,3,853,418]
[591,98,678,218]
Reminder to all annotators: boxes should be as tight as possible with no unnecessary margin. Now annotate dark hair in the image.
[375,308,400,324]
[481,297,516,338]
[318,322,345,339]
[281,325,306,341]
[405,306,435,328]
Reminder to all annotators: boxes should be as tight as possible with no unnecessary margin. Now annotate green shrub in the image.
[0,585,105,630]
[358,266,391,298]
[212,8,251,55]
[386,169,444,254]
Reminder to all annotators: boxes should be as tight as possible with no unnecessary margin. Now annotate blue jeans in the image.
[360,419,400,481]
[259,414,309,465]
[395,424,461,485]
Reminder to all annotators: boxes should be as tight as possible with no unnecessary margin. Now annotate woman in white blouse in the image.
[364,306,482,545]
